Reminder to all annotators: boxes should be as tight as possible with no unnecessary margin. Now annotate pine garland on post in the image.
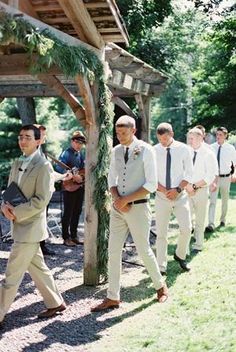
[0,11,113,280]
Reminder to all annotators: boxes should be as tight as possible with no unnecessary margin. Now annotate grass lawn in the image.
[87,184,236,352]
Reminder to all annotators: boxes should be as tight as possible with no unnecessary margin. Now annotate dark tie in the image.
[217,145,221,172]
[124,147,129,164]
[193,151,197,165]
[166,147,171,189]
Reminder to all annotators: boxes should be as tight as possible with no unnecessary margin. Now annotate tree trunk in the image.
[16,97,36,125]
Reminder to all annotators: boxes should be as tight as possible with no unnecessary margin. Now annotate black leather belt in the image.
[128,199,148,205]
[219,173,231,177]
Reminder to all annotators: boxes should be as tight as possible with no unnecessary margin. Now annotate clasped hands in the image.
[113,196,131,213]
[63,172,83,184]
[1,202,16,221]
[158,183,179,200]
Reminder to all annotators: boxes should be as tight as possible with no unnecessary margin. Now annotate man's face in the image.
[188,133,202,149]
[157,132,173,147]
[71,139,83,152]
[18,129,40,156]
[115,126,135,146]
[216,131,226,144]
[40,130,47,145]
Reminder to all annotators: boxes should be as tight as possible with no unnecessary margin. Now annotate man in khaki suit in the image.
[0,125,65,327]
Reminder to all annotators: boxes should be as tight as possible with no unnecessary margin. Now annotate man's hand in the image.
[63,172,73,182]
[113,197,131,213]
[73,174,83,183]
[185,184,195,197]
[166,189,178,200]
[210,182,217,192]
[1,202,16,221]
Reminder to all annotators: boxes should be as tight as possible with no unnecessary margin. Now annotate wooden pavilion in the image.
[0,0,168,285]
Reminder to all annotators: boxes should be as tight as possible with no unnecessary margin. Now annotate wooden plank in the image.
[0,2,102,57]
[102,34,126,42]
[42,16,70,25]
[92,15,114,21]
[85,2,109,9]
[33,4,62,12]
[58,0,104,49]
[75,74,96,125]
[37,74,86,125]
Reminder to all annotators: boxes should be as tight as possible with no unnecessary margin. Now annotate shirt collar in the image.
[123,136,138,152]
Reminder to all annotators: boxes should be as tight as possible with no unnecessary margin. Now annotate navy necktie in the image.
[124,147,129,164]
[217,145,221,172]
[193,151,197,165]
[166,147,171,189]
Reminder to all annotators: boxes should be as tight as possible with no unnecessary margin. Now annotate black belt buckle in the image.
[128,199,148,205]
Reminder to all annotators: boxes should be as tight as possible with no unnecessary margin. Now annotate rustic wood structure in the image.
[0,0,168,285]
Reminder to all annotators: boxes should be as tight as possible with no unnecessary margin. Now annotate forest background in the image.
[0,0,235,188]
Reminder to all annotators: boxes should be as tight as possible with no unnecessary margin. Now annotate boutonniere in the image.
[133,146,141,160]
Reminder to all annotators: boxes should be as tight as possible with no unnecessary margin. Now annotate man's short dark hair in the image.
[217,126,228,135]
[20,124,41,140]
[156,122,173,135]
[195,125,205,134]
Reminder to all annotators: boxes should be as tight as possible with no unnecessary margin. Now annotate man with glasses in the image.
[0,125,66,326]
[55,131,86,246]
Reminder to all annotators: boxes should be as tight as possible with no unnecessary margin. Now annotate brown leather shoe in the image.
[71,238,83,245]
[157,283,168,303]
[38,303,66,318]
[63,239,76,247]
[91,298,120,312]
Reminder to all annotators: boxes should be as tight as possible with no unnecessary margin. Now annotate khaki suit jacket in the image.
[8,153,54,242]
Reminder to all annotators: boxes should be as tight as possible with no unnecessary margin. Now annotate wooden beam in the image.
[0,2,101,57]
[0,84,79,97]
[135,94,151,142]
[57,0,104,49]
[111,95,137,118]
[33,4,62,12]
[92,15,114,21]
[106,0,129,46]
[37,74,86,126]
[101,34,125,42]
[83,81,100,285]
[75,75,96,125]
[0,53,61,75]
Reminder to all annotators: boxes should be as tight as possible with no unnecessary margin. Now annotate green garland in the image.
[0,11,113,280]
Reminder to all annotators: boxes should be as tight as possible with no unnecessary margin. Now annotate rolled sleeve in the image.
[183,148,193,183]
[143,147,157,193]
[108,150,117,189]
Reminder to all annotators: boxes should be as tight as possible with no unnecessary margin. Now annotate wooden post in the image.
[135,94,151,142]
[75,75,100,285]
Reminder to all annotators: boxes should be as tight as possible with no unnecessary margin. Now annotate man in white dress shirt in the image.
[186,128,218,253]
[91,115,168,312]
[154,123,193,275]
[206,127,236,232]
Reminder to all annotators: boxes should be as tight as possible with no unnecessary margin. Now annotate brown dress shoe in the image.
[38,303,66,318]
[157,283,168,303]
[71,238,83,245]
[63,239,76,247]
[91,298,120,312]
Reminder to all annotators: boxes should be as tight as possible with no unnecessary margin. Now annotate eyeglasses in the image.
[18,136,34,141]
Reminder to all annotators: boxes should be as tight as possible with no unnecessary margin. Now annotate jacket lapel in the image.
[19,153,41,188]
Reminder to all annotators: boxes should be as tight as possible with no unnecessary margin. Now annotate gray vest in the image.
[114,142,147,197]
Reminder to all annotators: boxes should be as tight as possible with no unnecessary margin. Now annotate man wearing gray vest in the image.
[91,115,168,312]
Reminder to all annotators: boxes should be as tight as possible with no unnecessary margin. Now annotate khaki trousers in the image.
[155,191,192,272]
[107,204,164,301]
[189,187,209,250]
[208,176,231,227]
[0,242,63,322]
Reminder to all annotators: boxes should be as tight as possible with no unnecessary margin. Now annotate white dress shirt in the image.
[190,144,218,185]
[211,142,236,175]
[108,136,157,193]
[154,139,193,188]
